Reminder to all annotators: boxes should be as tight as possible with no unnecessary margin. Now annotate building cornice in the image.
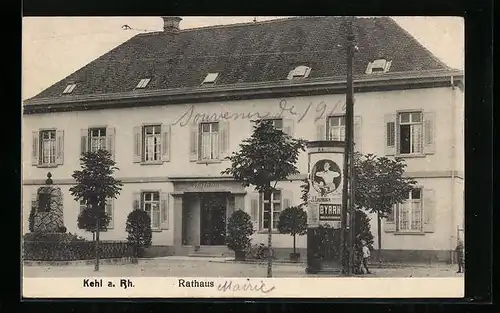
[23,69,463,115]
[22,171,463,186]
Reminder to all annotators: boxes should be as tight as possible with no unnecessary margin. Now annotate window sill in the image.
[395,153,426,158]
[37,164,59,168]
[257,230,281,235]
[392,232,426,236]
[152,228,163,232]
[196,160,222,164]
[140,161,164,165]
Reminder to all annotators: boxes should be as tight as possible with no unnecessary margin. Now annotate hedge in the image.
[22,233,134,261]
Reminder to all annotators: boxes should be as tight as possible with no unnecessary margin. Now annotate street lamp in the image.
[341,16,356,276]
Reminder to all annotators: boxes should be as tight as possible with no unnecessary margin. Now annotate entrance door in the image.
[200,193,227,246]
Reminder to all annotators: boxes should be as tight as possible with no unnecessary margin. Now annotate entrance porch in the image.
[170,178,246,256]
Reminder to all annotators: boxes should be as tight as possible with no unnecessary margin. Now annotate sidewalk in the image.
[23,256,464,278]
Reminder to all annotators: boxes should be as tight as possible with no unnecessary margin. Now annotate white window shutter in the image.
[80,128,89,156]
[249,192,260,231]
[218,121,230,159]
[31,131,39,166]
[315,117,326,140]
[106,127,116,160]
[161,124,171,162]
[133,192,141,211]
[283,119,295,137]
[160,192,169,229]
[105,198,114,229]
[423,189,436,233]
[384,205,397,232]
[354,115,362,153]
[133,126,142,163]
[423,112,436,155]
[55,130,64,165]
[282,189,293,210]
[189,123,199,162]
[384,114,396,156]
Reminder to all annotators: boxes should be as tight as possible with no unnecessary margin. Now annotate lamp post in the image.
[341,16,356,276]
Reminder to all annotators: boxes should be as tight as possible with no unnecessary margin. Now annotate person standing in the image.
[455,240,465,273]
[360,240,372,274]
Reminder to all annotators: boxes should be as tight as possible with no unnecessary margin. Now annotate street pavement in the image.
[23,257,464,278]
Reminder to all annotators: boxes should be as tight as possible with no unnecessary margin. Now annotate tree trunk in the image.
[293,234,296,254]
[94,204,101,272]
[377,213,382,263]
[266,189,273,278]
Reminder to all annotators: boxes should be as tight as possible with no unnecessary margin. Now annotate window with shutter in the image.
[139,191,161,229]
[38,129,57,166]
[327,115,345,141]
[398,112,423,155]
[199,122,219,161]
[143,125,162,162]
[261,190,282,230]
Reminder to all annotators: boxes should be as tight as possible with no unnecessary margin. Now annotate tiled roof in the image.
[28,16,451,101]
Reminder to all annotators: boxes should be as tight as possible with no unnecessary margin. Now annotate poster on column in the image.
[308,150,344,229]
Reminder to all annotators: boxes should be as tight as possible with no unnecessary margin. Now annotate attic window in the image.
[62,84,77,94]
[287,66,312,80]
[136,78,151,89]
[202,73,219,85]
[366,59,392,74]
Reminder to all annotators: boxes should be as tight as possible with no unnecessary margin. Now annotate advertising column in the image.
[306,141,345,273]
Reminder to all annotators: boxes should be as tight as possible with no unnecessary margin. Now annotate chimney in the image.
[161,16,182,33]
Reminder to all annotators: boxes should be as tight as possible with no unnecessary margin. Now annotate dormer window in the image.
[202,73,219,85]
[62,84,77,94]
[366,59,392,74]
[287,66,312,80]
[136,78,151,89]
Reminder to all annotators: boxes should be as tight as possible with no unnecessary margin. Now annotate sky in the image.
[22,16,464,101]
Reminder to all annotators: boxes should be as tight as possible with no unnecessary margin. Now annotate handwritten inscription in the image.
[217,279,276,294]
[172,99,347,127]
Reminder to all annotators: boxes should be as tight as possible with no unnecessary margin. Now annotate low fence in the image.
[23,234,135,261]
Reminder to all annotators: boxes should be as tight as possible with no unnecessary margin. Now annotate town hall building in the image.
[23,16,464,262]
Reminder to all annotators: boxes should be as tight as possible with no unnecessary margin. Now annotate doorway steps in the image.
[188,246,234,258]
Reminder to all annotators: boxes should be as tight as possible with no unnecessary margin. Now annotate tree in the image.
[353,153,416,261]
[69,150,123,271]
[353,209,375,273]
[225,210,254,261]
[222,119,306,277]
[125,210,152,258]
[77,206,111,240]
[277,205,307,260]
